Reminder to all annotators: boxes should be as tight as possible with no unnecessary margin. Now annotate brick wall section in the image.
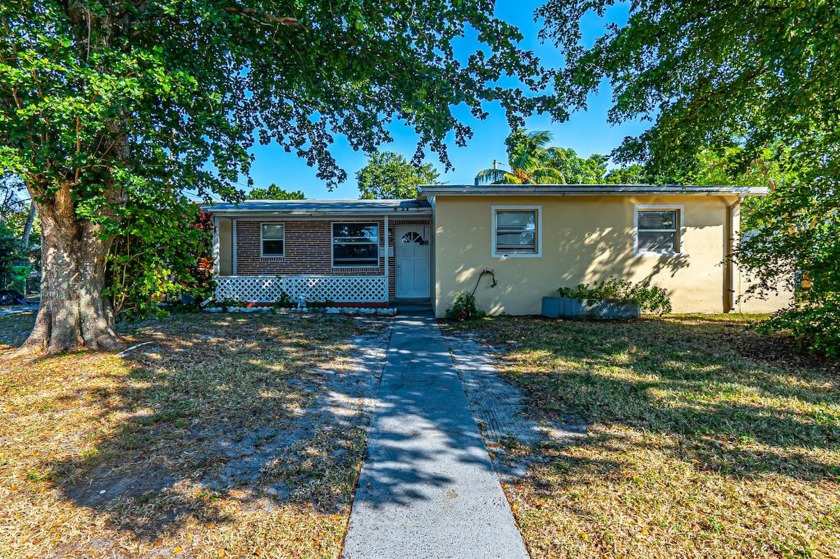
[235,217,431,301]
[236,219,385,276]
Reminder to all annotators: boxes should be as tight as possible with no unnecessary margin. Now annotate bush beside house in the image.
[544,278,672,319]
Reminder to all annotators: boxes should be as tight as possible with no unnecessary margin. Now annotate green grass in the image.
[447,315,840,559]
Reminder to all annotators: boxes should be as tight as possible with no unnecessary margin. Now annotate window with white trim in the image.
[636,209,680,255]
[261,223,285,257]
[332,223,379,267]
[493,208,539,256]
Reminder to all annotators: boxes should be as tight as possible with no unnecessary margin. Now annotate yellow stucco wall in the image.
[729,205,795,312]
[734,271,794,313]
[432,194,791,317]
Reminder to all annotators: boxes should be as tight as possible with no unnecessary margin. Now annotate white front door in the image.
[395,225,431,299]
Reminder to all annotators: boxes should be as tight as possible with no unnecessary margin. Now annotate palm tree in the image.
[475,130,566,185]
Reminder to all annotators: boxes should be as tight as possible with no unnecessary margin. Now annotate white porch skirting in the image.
[214,275,388,304]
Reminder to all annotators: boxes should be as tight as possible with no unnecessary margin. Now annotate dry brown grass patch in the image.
[449,315,839,559]
[0,312,390,558]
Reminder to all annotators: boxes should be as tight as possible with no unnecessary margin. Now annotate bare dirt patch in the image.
[0,312,390,558]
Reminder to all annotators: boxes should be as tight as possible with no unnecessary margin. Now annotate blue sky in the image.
[243,1,647,200]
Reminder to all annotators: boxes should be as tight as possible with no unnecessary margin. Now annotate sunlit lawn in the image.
[0,312,388,559]
[448,315,840,559]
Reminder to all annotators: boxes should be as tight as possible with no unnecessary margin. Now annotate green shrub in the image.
[8,264,31,294]
[557,277,672,315]
[445,292,485,321]
[105,203,214,320]
[757,295,840,357]
[271,282,294,309]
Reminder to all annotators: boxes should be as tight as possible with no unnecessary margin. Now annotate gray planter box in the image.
[542,296,640,319]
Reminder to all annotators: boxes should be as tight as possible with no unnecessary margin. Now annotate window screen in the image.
[637,210,679,254]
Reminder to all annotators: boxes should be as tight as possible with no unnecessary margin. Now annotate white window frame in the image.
[491,205,542,258]
[260,222,285,258]
[331,221,380,269]
[634,204,684,257]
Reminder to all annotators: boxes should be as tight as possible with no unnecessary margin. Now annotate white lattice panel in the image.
[215,275,387,303]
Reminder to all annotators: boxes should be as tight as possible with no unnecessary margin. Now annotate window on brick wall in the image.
[261,223,285,257]
[332,223,379,267]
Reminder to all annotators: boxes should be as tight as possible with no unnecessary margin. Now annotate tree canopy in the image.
[246,184,305,200]
[0,0,548,353]
[540,0,840,354]
[356,151,440,199]
[545,147,608,184]
[540,0,838,176]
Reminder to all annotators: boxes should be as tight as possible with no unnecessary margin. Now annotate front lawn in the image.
[0,312,389,558]
[448,315,839,559]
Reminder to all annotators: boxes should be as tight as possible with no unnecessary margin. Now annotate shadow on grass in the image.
[467,316,840,482]
[6,310,514,548]
[11,313,389,541]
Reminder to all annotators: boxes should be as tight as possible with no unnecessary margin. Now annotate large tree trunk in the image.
[19,184,121,354]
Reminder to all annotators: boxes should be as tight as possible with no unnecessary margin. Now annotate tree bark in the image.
[19,183,121,354]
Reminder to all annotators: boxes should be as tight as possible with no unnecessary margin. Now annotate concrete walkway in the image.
[342,312,529,559]
[0,305,38,316]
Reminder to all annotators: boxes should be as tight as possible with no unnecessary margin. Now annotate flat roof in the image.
[204,198,432,217]
[418,184,768,197]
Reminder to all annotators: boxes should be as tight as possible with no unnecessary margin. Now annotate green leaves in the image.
[3,0,547,199]
[445,291,485,321]
[246,184,305,200]
[356,151,440,199]
[104,198,214,320]
[475,129,619,185]
[540,0,840,354]
[1,0,549,323]
[557,278,672,315]
[540,0,839,174]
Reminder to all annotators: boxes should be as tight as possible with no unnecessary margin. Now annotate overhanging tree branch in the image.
[222,6,303,29]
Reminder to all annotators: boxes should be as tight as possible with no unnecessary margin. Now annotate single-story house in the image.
[206,185,792,316]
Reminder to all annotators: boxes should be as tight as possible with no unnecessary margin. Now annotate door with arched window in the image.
[395,225,430,299]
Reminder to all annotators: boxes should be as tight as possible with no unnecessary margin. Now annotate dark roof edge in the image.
[202,198,432,216]
[418,184,768,197]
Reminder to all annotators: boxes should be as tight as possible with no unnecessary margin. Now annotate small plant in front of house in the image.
[627,282,672,315]
[557,278,672,315]
[271,285,294,310]
[445,292,485,321]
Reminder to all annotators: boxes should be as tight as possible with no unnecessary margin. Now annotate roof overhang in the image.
[418,184,768,198]
[203,199,432,218]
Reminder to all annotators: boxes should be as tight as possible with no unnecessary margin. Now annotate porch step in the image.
[393,299,432,314]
